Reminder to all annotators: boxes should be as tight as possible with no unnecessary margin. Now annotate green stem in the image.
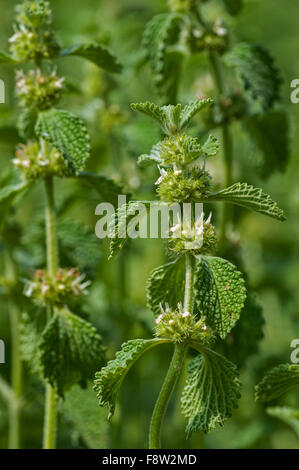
[5,249,23,449]
[42,175,58,449]
[149,253,194,449]
[149,343,187,449]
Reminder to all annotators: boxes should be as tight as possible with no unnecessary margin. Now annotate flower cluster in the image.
[15,69,64,110]
[169,212,217,254]
[13,141,69,180]
[156,166,211,203]
[190,19,228,54]
[9,0,59,62]
[23,268,91,307]
[155,303,213,344]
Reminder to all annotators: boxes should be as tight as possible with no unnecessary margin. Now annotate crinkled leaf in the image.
[225,43,282,111]
[255,364,299,402]
[35,109,90,174]
[222,0,243,15]
[39,308,106,396]
[60,43,122,73]
[131,99,213,135]
[143,13,183,102]
[202,134,219,157]
[181,348,241,436]
[94,338,168,419]
[63,385,108,449]
[206,182,286,221]
[146,257,185,316]
[245,111,290,178]
[194,256,246,339]
[267,407,299,438]
[77,172,127,207]
[109,201,151,259]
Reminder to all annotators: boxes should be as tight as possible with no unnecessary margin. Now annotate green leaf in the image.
[146,257,185,316]
[267,407,299,438]
[17,108,38,140]
[255,364,299,402]
[39,308,106,396]
[0,51,17,64]
[0,181,32,225]
[181,348,241,435]
[225,43,282,111]
[202,134,219,157]
[94,338,169,419]
[206,182,286,221]
[35,109,90,174]
[245,112,290,178]
[222,0,243,15]
[77,172,127,207]
[63,385,108,449]
[143,13,183,102]
[194,256,246,339]
[108,201,151,259]
[60,43,122,73]
[220,292,264,368]
[131,99,213,135]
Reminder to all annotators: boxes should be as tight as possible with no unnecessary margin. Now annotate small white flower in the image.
[181,311,191,318]
[155,166,167,185]
[21,160,30,168]
[41,284,50,296]
[168,319,175,325]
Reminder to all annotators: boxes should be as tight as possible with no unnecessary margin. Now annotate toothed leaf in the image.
[202,134,219,157]
[194,256,246,339]
[146,257,186,316]
[255,364,299,402]
[181,348,241,436]
[206,182,286,221]
[77,172,127,207]
[60,43,122,73]
[179,99,214,129]
[94,338,168,419]
[39,308,106,396]
[225,43,282,111]
[35,109,90,174]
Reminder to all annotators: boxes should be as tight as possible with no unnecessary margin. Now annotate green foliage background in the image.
[0,0,298,449]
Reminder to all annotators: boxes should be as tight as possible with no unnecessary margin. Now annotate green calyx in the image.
[190,19,229,55]
[13,140,70,180]
[155,303,213,344]
[168,213,217,254]
[23,267,91,307]
[15,69,64,111]
[9,1,59,62]
[156,166,211,203]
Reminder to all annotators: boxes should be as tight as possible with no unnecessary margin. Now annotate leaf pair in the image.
[94,339,241,436]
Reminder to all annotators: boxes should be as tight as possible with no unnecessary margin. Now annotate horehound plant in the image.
[141,0,289,245]
[0,0,123,448]
[94,99,285,448]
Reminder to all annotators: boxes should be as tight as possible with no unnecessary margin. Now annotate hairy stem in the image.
[4,249,23,449]
[149,254,194,448]
[42,175,58,449]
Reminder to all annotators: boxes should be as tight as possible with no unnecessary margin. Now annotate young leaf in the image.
[244,111,290,178]
[77,172,127,207]
[267,407,299,438]
[179,99,214,130]
[94,338,169,419]
[35,109,90,174]
[109,201,151,259]
[202,134,219,157]
[222,0,243,15]
[131,99,213,135]
[181,348,241,436]
[0,181,32,222]
[146,257,185,316]
[60,43,122,73]
[17,108,38,140]
[194,256,246,339]
[143,13,183,101]
[205,182,286,221]
[39,308,106,396]
[225,43,282,111]
[255,364,299,402]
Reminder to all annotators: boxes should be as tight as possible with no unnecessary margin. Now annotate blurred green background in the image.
[0,0,298,449]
